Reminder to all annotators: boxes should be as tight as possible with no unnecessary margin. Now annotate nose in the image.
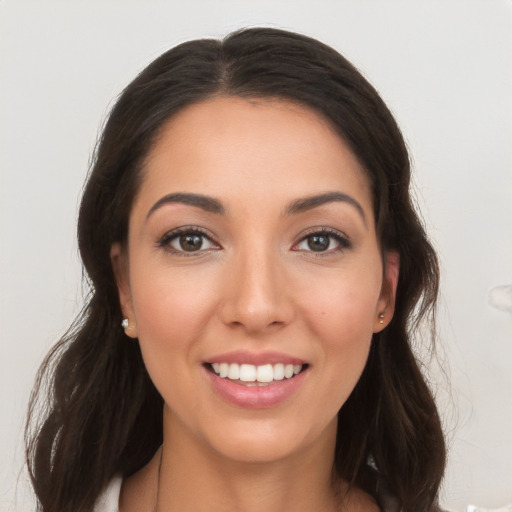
[219,248,294,335]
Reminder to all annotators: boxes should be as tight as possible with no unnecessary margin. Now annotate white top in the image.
[93,476,122,512]
[92,475,406,511]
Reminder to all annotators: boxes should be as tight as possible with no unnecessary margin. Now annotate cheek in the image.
[128,264,220,388]
[131,263,218,337]
[297,265,381,395]
[300,267,381,341]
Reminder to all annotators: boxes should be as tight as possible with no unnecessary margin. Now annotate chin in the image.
[211,433,304,464]
[201,416,337,466]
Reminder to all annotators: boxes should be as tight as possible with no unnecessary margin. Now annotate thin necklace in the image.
[152,448,163,512]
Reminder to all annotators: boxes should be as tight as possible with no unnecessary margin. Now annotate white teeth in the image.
[227,363,240,380]
[239,364,256,382]
[210,362,304,382]
[256,364,273,383]
[273,363,285,380]
[219,363,229,378]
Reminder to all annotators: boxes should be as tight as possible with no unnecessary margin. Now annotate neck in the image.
[154,407,342,512]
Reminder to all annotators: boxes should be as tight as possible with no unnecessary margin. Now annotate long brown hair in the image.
[26,27,445,512]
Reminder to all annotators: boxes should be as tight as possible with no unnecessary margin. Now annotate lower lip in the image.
[205,367,307,409]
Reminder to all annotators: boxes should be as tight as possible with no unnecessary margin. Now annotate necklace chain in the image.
[152,448,163,512]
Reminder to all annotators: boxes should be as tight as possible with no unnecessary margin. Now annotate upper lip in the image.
[205,350,307,366]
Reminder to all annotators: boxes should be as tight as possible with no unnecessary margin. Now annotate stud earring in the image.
[378,312,385,324]
[121,318,129,329]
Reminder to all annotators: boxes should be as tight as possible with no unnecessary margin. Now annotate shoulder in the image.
[93,476,123,512]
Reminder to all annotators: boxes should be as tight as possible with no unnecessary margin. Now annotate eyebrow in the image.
[284,191,367,226]
[146,190,367,225]
[146,192,225,219]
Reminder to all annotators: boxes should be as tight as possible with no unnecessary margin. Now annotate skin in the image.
[112,97,399,512]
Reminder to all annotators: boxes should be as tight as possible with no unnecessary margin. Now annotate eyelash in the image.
[292,227,351,255]
[156,226,220,256]
[156,226,351,256]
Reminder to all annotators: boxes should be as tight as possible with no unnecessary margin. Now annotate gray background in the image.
[1,1,511,510]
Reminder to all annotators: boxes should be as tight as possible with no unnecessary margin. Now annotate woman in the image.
[26,27,446,512]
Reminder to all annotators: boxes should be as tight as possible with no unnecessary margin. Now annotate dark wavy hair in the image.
[25,27,445,512]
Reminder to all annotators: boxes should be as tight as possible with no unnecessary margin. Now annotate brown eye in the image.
[294,229,351,254]
[157,228,219,254]
[178,234,203,252]
[307,234,330,252]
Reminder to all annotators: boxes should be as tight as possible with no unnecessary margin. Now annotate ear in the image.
[373,251,400,332]
[110,242,138,338]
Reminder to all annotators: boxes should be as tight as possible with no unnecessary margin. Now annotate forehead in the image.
[135,96,372,216]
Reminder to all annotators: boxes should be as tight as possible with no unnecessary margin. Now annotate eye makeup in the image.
[156,226,220,256]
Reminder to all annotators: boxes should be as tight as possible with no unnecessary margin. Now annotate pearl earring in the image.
[121,318,129,329]
[378,313,385,324]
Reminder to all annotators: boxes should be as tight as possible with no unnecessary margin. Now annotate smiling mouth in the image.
[205,362,308,385]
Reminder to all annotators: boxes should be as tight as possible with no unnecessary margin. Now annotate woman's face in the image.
[112,97,398,464]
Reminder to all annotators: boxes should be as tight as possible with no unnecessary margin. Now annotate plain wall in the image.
[1,1,511,510]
